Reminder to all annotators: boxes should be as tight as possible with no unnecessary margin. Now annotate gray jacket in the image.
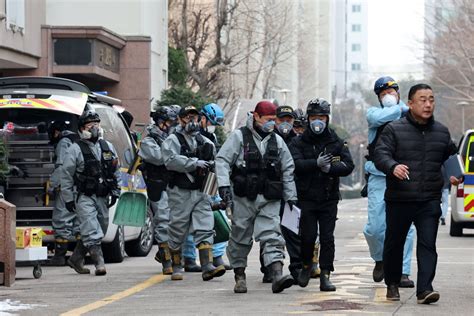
[138,125,167,166]
[50,134,75,189]
[61,139,121,202]
[215,115,297,202]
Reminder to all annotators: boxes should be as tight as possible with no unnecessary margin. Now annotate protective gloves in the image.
[196,160,211,169]
[317,152,332,173]
[66,201,75,213]
[218,186,233,208]
[107,194,119,208]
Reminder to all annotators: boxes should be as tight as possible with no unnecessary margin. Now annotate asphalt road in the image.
[2,198,473,315]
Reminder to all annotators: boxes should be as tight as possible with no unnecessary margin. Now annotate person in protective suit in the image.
[215,100,297,294]
[48,120,79,266]
[364,76,415,288]
[289,98,354,291]
[139,106,177,275]
[161,105,226,282]
[62,110,121,276]
[182,102,232,272]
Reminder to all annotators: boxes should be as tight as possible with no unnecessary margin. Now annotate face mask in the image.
[310,119,326,134]
[206,125,216,133]
[381,94,398,107]
[184,121,200,135]
[277,122,293,136]
[260,120,275,133]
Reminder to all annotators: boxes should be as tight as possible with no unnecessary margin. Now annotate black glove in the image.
[218,186,233,207]
[65,201,75,213]
[287,200,298,210]
[107,194,119,208]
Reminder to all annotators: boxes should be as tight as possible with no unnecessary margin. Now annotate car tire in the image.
[449,214,463,237]
[125,207,154,257]
[103,225,126,263]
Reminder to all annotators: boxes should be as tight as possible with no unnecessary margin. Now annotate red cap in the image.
[254,101,277,116]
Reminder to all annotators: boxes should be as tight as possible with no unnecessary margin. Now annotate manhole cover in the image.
[303,299,364,311]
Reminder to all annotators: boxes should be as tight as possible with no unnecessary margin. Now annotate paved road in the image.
[2,198,473,315]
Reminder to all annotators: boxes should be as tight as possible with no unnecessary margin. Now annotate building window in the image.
[352,4,361,12]
[6,0,25,34]
[351,63,361,71]
[352,43,361,52]
[352,24,361,32]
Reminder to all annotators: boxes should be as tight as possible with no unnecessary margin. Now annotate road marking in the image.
[60,274,168,316]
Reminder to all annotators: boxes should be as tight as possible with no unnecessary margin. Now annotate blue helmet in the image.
[374,76,399,96]
[201,103,224,126]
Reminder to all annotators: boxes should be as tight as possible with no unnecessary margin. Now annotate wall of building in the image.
[0,0,45,70]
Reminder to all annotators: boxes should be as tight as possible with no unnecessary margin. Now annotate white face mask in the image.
[206,125,216,133]
[381,94,398,107]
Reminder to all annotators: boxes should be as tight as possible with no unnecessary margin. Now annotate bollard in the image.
[0,198,16,286]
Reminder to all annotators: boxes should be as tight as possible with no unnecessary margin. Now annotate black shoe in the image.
[184,257,202,272]
[440,218,446,225]
[319,270,336,291]
[399,274,415,288]
[417,290,440,304]
[270,262,294,293]
[373,261,384,282]
[386,284,400,301]
[297,265,312,288]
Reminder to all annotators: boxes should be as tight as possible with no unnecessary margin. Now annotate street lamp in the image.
[458,101,469,133]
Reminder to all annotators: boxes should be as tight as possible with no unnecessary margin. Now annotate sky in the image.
[367,0,425,77]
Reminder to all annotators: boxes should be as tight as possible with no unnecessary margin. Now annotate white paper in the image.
[281,203,301,235]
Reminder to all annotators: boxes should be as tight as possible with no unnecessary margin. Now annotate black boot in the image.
[170,248,183,281]
[67,240,90,274]
[213,256,232,270]
[184,257,202,272]
[320,269,336,291]
[373,261,384,282]
[234,267,247,294]
[261,266,273,283]
[155,243,172,275]
[49,239,68,266]
[386,284,400,301]
[297,264,312,288]
[89,245,106,276]
[399,274,415,288]
[198,243,225,281]
[269,261,294,293]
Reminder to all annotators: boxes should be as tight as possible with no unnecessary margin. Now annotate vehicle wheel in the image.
[449,214,463,237]
[125,207,154,257]
[103,225,126,263]
[33,265,42,279]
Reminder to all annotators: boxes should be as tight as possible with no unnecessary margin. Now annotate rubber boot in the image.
[320,269,336,291]
[170,248,183,281]
[213,256,232,270]
[89,245,106,276]
[234,267,247,293]
[154,243,173,275]
[198,243,226,281]
[184,257,202,272]
[269,261,294,293]
[310,243,321,278]
[67,240,90,274]
[49,239,68,266]
[297,264,312,288]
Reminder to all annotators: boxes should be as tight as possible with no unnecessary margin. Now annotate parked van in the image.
[450,129,474,236]
[0,76,153,262]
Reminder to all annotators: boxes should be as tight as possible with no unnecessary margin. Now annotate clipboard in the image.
[281,203,301,235]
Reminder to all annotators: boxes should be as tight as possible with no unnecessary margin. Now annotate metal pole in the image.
[462,105,465,133]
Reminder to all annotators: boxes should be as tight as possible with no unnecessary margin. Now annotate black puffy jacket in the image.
[289,127,354,201]
[374,112,456,202]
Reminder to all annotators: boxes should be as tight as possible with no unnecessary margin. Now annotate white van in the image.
[450,129,474,236]
[0,76,153,262]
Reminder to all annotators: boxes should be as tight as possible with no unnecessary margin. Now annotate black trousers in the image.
[299,200,338,271]
[384,200,441,295]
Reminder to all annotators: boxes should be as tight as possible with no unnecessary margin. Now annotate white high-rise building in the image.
[332,0,368,101]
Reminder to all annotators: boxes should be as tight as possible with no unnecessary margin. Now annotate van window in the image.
[460,133,474,173]
[95,106,133,168]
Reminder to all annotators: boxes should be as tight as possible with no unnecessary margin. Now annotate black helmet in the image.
[78,110,100,128]
[306,98,331,116]
[293,108,307,127]
[47,120,70,141]
[151,106,178,124]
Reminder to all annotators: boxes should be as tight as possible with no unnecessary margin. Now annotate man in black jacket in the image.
[289,98,354,291]
[374,84,460,304]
